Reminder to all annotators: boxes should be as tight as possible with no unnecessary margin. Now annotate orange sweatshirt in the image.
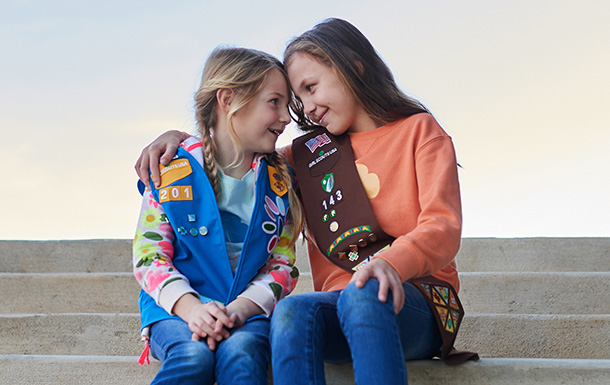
[282,113,462,292]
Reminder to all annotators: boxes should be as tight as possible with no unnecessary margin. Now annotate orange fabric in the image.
[281,113,461,293]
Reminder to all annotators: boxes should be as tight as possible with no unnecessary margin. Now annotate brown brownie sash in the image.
[292,127,478,365]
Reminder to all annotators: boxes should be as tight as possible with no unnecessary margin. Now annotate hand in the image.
[173,294,234,342]
[186,301,235,341]
[134,130,186,189]
[349,258,405,314]
[226,297,264,328]
[195,314,238,352]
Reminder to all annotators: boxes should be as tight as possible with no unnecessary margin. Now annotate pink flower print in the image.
[134,269,143,281]
[152,256,171,268]
[270,270,296,293]
[159,223,173,238]
[147,270,171,292]
[158,241,174,259]
[148,194,160,209]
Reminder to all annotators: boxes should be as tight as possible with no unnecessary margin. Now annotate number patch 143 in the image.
[159,185,193,203]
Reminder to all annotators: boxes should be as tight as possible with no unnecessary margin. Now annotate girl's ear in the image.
[216,89,234,112]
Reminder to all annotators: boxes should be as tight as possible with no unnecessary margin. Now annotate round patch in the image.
[330,221,339,232]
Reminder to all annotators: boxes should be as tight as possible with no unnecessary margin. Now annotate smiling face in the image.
[287,52,377,135]
[231,68,291,157]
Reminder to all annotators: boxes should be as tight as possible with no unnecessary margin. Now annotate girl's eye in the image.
[270,98,279,105]
[305,84,315,92]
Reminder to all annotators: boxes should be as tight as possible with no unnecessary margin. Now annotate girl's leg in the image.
[214,317,271,385]
[148,318,215,385]
[270,291,350,385]
[337,280,441,385]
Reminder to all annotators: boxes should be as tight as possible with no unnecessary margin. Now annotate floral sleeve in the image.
[132,190,196,313]
[238,224,299,315]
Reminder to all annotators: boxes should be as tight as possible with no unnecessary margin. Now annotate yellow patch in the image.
[356,163,380,198]
[268,165,287,197]
[155,158,193,189]
[158,186,193,203]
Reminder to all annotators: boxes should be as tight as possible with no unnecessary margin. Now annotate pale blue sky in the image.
[1,0,609,240]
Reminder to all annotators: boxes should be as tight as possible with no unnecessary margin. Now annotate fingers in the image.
[135,149,152,189]
[207,303,235,331]
[159,143,179,167]
[207,336,218,352]
[377,274,389,303]
[148,146,163,188]
[392,281,406,314]
[351,267,371,288]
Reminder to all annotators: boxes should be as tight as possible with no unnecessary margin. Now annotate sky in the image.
[1,0,608,240]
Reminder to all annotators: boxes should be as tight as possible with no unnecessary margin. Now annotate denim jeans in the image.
[270,279,442,385]
[149,316,270,385]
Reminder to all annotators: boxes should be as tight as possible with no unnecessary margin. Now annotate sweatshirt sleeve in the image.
[237,224,299,316]
[132,190,198,314]
[373,121,462,282]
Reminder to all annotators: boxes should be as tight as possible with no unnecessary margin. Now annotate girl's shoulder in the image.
[179,136,205,166]
[394,113,451,142]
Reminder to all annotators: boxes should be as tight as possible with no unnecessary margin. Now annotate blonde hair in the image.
[194,46,304,246]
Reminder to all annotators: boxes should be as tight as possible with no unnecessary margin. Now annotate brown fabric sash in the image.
[292,127,478,365]
[292,128,395,273]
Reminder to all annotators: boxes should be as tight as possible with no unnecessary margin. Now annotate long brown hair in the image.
[284,18,428,128]
[194,47,304,246]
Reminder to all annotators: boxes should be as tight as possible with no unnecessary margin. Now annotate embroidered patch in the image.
[268,166,287,197]
[321,173,334,193]
[327,225,371,256]
[305,133,331,153]
[158,186,193,203]
[157,159,193,189]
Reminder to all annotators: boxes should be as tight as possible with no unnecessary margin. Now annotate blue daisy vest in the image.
[137,147,289,329]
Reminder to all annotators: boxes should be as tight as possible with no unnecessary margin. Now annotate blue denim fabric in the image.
[270,279,442,385]
[149,317,270,385]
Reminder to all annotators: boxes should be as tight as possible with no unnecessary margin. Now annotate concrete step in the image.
[456,238,610,272]
[0,272,315,313]
[3,238,610,274]
[1,355,609,385]
[2,313,609,359]
[0,239,312,274]
[458,272,610,314]
[4,271,608,315]
[0,240,134,273]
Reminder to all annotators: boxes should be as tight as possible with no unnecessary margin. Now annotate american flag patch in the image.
[305,133,331,153]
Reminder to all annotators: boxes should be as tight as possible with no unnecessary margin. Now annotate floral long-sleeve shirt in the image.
[133,139,299,317]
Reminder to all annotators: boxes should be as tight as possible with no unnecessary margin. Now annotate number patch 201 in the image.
[321,189,343,211]
[159,185,193,203]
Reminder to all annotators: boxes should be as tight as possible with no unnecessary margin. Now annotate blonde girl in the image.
[133,46,303,385]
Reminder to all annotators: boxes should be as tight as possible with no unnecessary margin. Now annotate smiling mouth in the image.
[268,128,282,136]
[315,110,328,125]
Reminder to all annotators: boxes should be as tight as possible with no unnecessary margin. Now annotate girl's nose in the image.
[279,107,291,124]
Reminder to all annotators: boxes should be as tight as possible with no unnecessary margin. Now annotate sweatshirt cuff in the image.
[238,284,274,316]
[373,241,422,282]
[158,279,197,315]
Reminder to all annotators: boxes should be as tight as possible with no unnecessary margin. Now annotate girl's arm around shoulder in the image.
[132,190,198,314]
[237,224,299,316]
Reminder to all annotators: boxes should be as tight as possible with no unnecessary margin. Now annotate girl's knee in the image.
[218,332,270,367]
[176,340,213,366]
[338,279,392,318]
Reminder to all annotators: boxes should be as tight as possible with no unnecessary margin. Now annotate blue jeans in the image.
[149,317,270,385]
[270,279,442,385]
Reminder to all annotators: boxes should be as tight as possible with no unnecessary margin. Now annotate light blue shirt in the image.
[217,169,255,272]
